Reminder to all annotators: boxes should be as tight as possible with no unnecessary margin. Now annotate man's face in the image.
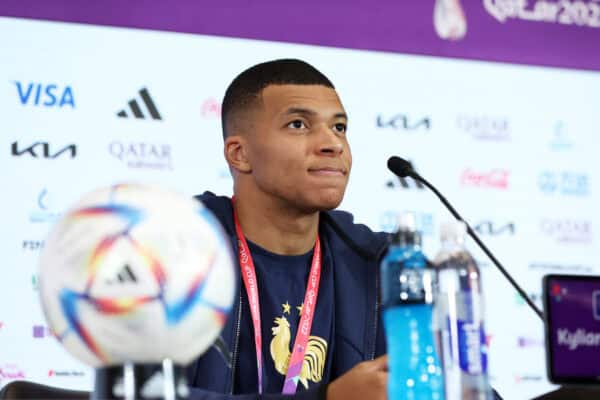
[243,84,352,212]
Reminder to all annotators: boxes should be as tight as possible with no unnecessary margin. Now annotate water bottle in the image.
[434,221,492,400]
[381,213,444,400]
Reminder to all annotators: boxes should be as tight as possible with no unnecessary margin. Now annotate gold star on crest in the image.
[282,302,291,315]
[297,303,304,316]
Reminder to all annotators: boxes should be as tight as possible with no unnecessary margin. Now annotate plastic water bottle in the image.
[434,221,492,400]
[381,213,444,400]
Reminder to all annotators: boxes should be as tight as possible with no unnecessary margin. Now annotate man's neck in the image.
[233,191,319,256]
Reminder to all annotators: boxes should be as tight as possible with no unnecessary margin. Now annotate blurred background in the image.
[1,1,600,399]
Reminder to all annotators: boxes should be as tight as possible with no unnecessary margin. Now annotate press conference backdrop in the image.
[1,4,600,399]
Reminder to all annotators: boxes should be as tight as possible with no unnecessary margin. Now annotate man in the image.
[188,59,499,400]
[188,59,387,400]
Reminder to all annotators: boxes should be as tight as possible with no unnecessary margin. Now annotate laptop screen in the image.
[544,274,600,384]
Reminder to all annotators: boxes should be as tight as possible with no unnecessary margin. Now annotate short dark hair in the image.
[221,59,335,139]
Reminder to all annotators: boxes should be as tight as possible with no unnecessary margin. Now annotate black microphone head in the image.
[387,156,415,178]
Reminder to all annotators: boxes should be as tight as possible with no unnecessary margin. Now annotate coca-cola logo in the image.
[540,219,592,244]
[0,365,26,382]
[460,168,510,189]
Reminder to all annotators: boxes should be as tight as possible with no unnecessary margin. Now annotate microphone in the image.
[387,156,544,321]
[387,156,415,179]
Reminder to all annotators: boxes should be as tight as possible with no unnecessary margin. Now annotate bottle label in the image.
[381,260,431,307]
[457,319,488,375]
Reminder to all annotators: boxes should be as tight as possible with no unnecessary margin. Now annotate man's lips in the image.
[308,167,347,176]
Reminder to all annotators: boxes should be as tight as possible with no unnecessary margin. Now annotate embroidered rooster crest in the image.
[270,316,327,389]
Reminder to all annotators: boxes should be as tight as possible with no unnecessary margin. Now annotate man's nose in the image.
[317,126,344,156]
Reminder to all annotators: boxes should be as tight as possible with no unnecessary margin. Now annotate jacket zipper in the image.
[228,293,243,394]
[369,265,380,360]
[370,243,388,360]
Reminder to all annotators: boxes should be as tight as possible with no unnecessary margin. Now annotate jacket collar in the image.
[196,191,390,261]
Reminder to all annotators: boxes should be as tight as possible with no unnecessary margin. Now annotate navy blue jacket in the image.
[187,192,503,400]
[187,192,389,400]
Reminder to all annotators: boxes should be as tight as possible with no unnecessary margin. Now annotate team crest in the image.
[269,302,327,389]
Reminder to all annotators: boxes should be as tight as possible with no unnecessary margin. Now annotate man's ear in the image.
[224,135,252,173]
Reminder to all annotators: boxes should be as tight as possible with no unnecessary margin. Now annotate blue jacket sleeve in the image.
[188,384,327,400]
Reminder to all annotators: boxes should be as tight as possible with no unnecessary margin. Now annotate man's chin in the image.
[308,191,346,212]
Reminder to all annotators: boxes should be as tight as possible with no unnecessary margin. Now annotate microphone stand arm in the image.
[412,172,545,321]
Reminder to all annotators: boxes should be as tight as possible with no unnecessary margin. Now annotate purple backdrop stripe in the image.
[1,0,600,71]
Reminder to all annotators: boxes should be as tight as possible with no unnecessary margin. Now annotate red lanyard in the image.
[232,202,322,394]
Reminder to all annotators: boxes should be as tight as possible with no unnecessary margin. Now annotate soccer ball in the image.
[38,184,236,367]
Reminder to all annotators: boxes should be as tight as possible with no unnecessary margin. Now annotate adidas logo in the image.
[116,88,162,120]
[386,176,425,189]
[106,264,138,284]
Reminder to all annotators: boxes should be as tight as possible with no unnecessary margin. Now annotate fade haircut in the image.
[221,59,335,140]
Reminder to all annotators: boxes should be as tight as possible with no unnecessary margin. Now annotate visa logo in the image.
[14,82,75,108]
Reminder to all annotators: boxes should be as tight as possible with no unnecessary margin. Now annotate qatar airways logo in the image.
[109,141,172,170]
[460,168,510,189]
[557,328,600,350]
[540,219,592,244]
[457,115,510,141]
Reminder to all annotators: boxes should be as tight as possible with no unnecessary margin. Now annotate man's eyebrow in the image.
[283,107,348,120]
[284,107,318,117]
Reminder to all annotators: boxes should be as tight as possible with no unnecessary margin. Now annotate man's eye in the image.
[333,123,347,133]
[287,120,306,129]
